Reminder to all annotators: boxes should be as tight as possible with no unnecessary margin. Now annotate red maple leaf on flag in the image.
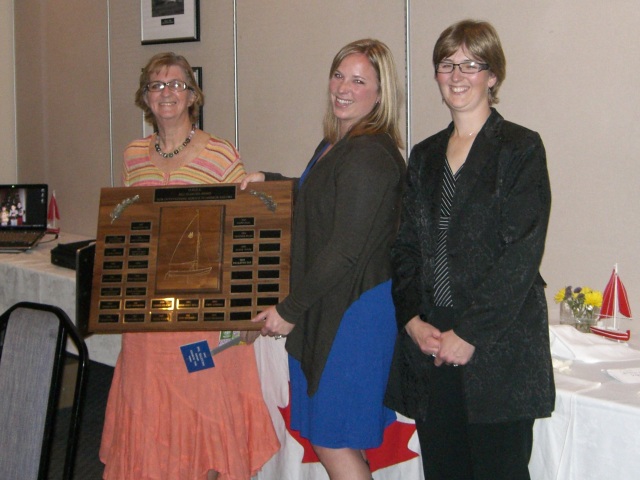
[278,384,419,471]
[367,420,419,472]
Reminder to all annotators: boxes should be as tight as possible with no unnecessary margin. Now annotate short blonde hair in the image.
[433,20,506,105]
[323,39,403,148]
[135,52,204,129]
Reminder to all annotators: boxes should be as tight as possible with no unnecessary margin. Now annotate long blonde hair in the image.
[323,39,403,148]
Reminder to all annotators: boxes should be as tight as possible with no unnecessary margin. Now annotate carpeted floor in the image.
[49,359,114,479]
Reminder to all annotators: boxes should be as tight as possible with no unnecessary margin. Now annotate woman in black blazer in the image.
[385,20,554,480]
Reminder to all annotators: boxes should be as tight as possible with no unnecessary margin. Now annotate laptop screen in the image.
[0,184,48,230]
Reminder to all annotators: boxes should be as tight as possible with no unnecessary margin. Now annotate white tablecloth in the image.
[0,232,122,366]
[529,323,640,480]
[255,330,640,479]
[0,233,425,478]
[3,242,640,479]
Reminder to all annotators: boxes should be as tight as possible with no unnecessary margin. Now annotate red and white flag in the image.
[47,190,60,233]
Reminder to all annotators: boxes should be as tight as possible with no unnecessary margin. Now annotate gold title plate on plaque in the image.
[88,181,293,333]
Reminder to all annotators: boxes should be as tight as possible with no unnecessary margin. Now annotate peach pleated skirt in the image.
[100,331,280,480]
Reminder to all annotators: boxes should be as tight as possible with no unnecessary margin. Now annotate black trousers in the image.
[414,362,534,480]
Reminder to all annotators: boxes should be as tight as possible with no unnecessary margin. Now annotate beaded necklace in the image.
[155,124,196,158]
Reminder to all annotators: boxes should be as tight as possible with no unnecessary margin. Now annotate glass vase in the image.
[559,301,599,333]
[574,311,598,333]
[559,301,575,326]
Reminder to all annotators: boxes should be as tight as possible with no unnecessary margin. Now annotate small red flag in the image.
[47,190,60,233]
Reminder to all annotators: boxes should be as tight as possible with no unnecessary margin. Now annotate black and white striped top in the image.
[433,160,464,307]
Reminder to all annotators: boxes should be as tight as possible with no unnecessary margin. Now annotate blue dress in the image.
[289,280,397,449]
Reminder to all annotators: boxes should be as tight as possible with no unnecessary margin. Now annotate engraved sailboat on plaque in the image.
[165,209,212,279]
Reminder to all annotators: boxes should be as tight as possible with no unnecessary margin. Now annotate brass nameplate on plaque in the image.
[88,181,293,333]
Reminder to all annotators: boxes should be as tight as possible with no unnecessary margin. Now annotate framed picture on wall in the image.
[192,67,204,130]
[142,67,204,138]
[141,0,200,45]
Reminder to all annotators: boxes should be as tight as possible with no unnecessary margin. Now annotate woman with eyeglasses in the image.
[99,52,279,480]
[385,20,554,479]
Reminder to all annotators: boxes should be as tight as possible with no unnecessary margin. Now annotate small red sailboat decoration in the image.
[590,264,632,341]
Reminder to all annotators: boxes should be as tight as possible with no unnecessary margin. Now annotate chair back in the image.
[0,302,88,480]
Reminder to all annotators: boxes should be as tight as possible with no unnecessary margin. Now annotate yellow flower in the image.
[555,285,603,318]
[554,288,567,303]
[584,290,603,308]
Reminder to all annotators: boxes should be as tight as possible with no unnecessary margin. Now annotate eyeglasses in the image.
[146,80,192,92]
[435,61,490,74]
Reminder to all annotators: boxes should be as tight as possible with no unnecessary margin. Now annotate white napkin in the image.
[606,367,640,383]
[552,357,572,372]
[553,372,602,393]
[549,325,640,363]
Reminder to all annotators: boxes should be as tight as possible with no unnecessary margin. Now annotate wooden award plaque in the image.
[88,181,293,333]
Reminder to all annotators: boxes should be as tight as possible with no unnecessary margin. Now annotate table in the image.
[0,232,121,366]
[255,320,640,479]
[529,320,640,480]
[255,326,640,480]
[0,233,425,478]
[3,240,640,479]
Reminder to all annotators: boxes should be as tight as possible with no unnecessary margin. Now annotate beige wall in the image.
[15,0,111,234]
[107,0,406,179]
[0,0,16,183]
[235,1,406,176]
[108,0,239,187]
[11,0,640,311]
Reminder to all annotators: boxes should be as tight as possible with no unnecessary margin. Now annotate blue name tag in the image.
[180,340,215,373]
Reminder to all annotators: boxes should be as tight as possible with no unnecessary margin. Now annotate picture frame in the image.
[192,66,204,131]
[141,0,200,45]
[142,66,204,138]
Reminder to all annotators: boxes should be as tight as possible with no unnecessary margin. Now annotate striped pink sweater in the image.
[122,135,246,186]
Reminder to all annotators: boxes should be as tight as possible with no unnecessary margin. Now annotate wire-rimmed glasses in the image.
[146,80,193,92]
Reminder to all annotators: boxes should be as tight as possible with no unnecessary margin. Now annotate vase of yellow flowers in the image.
[555,286,603,333]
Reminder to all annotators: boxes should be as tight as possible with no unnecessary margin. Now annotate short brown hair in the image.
[135,52,204,130]
[323,39,403,148]
[433,20,506,105]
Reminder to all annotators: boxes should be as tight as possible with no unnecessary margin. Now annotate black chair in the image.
[0,301,88,480]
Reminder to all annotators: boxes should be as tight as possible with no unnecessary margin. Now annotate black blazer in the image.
[385,109,555,423]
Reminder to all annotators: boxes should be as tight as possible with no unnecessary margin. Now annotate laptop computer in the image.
[0,184,48,253]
